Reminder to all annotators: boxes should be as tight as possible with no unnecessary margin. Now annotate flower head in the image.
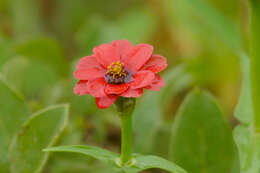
[74,40,167,109]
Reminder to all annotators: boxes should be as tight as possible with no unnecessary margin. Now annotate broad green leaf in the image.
[170,89,239,173]
[9,104,69,173]
[0,74,31,172]
[44,145,187,173]
[15,37,68,76]
[44,145,119,166]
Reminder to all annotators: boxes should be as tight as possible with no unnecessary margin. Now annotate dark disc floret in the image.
[105,61,132,85]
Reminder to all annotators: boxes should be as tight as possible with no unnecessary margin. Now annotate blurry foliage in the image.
[170,90,239,173]
[0,0,250,172]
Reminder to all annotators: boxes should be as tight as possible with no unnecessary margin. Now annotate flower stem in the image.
[120,112,133,165]
[115,97,136,165]
[249,0,260,132]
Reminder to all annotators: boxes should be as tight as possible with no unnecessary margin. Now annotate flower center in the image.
[105,61,131,84]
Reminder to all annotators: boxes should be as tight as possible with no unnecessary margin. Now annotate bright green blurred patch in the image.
[0,35,15,68]
[15,37,68,76]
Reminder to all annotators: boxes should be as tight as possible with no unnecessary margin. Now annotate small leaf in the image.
[170,89,239,173]
[129,154,187,173]
[44,145,119,166]
[9,104,69,173]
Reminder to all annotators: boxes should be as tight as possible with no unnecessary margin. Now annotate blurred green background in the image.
[0,0,248,172]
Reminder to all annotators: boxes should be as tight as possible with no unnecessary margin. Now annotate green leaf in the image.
[44,145,119,166]
[44,145,187,173]
[170,89,239,173]
[9,104,69,173]
[0,74,31,172]
[126,154,187,173]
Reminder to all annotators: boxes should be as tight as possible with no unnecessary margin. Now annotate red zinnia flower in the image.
[74,40,167,109]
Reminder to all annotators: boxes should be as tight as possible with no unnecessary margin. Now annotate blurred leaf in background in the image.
[9,105,69,173]
[0,75,31,172]
[170,90,239,173]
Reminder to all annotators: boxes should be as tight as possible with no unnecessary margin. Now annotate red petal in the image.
[142,54,168,73]
[93,42,120,67]
[131,70,155,89]
[76,55,102,69]
[112,40,133,60]
[145,75,165,91]
[74,80,89,96]
[123,44,153,72]
[96,95,118,109]
[120,88,143,98]
[87,78,106,97]
[104,83,129,95]
[74,68,104,80]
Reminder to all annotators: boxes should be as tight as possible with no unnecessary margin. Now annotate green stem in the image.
[120,112,133,165]
[249,0,260,132]
[115,97,135,166]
